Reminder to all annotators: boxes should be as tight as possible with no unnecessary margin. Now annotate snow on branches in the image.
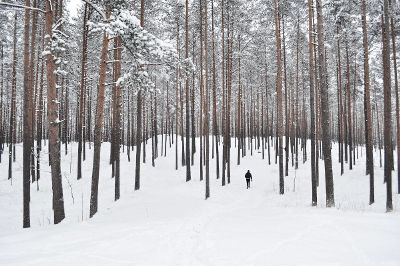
[88,9,194,93]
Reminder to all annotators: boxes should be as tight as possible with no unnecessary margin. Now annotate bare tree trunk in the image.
[274,0,284,194]
[337,25,344,176]
[316,0,334,207]
[113,36,122,201]
[345,40,353,170]
[9,13,17,183]
[36,50,44,184]
[127,91,131,161]
[282,16,289,177]
[204,0,210,199]
[135,89,143,190]
[0,43,3,163]
[361,0,374,204]
[226,4,233,184]
[295,17,300,170]
[199,0,204,182]
[221,0,226,186]
[135,0,145,190]
[23,0,33,228]
[382,0,393,212]
[77,4,89,180]
[212,0,219,179]
[237,37,241,165]
[45,0,65,224]
[185,0,191,182]
[89,9,110,217]
[191,37,196,164]
[308,0,317,205]
[29,0,38,183]
[389,1,400,194]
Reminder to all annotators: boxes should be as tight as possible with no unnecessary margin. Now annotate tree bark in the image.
[45,0,65,224]
[382,0,393,212]
[316,0,334,207]
[77,3,89,180]
[361,0,374,204]
[274,0,284,195]
[23,0,32,228]
[185,0,191,182]
[89,9,110,217]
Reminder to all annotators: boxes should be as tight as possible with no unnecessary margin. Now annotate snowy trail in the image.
[0,140,399,265]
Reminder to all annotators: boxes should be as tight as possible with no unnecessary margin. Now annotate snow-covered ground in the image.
[0,138,399,266]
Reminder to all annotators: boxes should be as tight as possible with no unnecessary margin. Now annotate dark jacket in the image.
[245,172,252,181]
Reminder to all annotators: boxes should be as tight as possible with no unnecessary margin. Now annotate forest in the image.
[0,0,399,265]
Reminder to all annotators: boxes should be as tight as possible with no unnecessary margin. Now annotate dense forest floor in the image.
[0,138,399,265]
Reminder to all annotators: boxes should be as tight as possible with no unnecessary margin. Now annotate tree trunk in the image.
[45,0,65,224]
[9,13,17,183]
[382,0,393,212]
[212,0,219,179]
[89,9,110,217]
[316,0,334,207]
[361,0,374,204]
[135,0,145,190]
[274,0,284,195]
[185,0,191,182]
[204,0,210,199]
[113,36,122,201]
[77,3,89,180]
[345,40,353,170]
[29,0,38,183]
[23,0,32,228]
[389,1,400,194]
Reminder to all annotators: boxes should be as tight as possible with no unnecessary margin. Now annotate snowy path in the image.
[0,141,399,265]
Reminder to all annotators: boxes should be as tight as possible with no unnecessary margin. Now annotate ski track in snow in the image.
[0,139,399,266]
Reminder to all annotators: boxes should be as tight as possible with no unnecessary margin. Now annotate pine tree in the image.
[316,0,334,207]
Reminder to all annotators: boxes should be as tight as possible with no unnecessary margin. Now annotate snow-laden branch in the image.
[81,0,107,21]
[0,2,45,13]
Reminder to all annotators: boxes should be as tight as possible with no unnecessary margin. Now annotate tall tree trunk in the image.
[185,0,191,182]
[113,36,122,201]
[0,43,3,162]
[361,0,374,204]
[274,0,284,194]
[23,0,32,228]
[308,0,317,205]
[29,0,38,183]
[204,0,210,199]
[89,9,110,217]
[9,13,17,182]
[135,89,143,190]
[36,51,44,184]
[135,0,145,190]
[345,40,353,170]
[212,0,219,179]
[45,0,65,224]
[199,0,204,182]
[221,0,226,186]
[191,36,196,165]
[316,0,334,207]
[389,0,400,194]
[282,16,289,177]
[337,26,344,176]
[382,0,393,212]
[77,4,89,180]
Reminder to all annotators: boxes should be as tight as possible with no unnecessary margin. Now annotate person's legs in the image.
[246,179,250,189]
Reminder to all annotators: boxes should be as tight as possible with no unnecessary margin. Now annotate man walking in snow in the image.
[245,170,252,189]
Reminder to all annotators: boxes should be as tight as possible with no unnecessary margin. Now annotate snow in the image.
[0,138,399,265]
[41,50,52,56]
